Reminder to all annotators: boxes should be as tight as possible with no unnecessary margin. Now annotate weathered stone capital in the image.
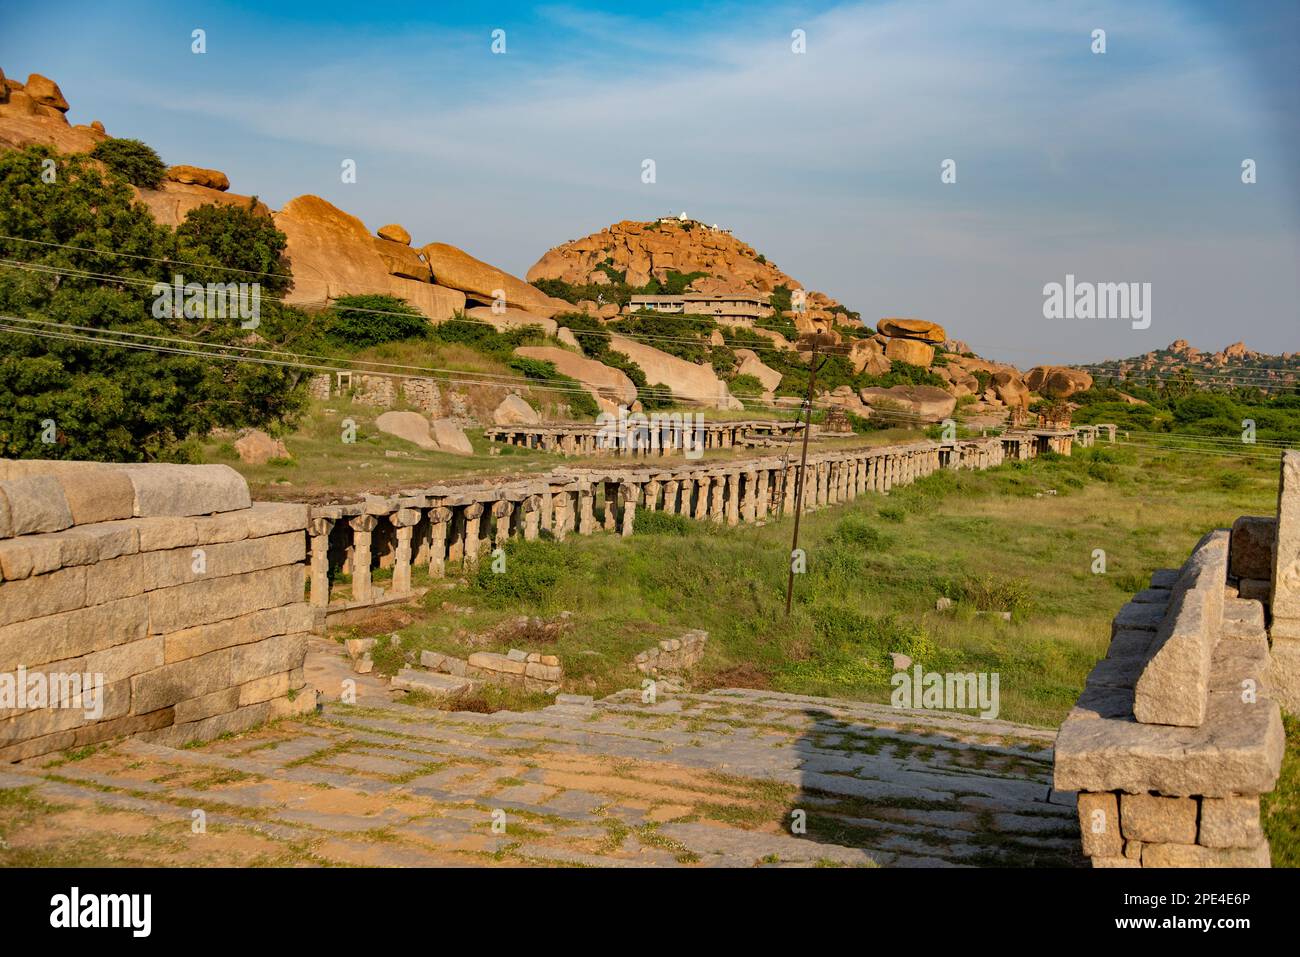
[392,507,422,527]
[309,517,335,537]
[348,514,378,533]
[463,503,485,520]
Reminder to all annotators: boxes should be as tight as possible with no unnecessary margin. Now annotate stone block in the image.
[1112,600,1166,633]
[0,476,73,536]
[238,669,296,706]
[163,603,314,663]
[0,594,148,672]
[0,565,86,628]
[270,687,319,719]
[135,516,200,551]
[1090,856,1140,868]
[82,634,164,684]
[390,668,472,698]
[1230,516,1276,581]
[1238,578,1270,602]
[1272,451,1300,619]
[0,679,130,743]
[1199,795,1262,848]
[524,662,562,682]
[145,564,302,634]
[1134,531,1228,727]
[245,502,308,538]
[1267,635,1300,715]
[1141,841,1270,868]
[138,701,268,749]
[57,469,135,526]
[1076,792,1122,858]
[229,632,308,686]
[119,463,251,517]
[1119,793,1197,843]
[173,686,241,724]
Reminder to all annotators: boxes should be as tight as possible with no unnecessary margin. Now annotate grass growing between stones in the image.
[376,444,1280,728]
[1263,713,1300,867]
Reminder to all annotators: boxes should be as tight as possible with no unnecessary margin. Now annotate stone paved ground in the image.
[0,668,1081,868]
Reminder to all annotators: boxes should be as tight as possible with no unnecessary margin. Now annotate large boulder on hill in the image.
[274,195,464,321]
[137,182,269,228]
[233,429,289,465]
[883,337,935,368]
[1025,366,1093,398]
[23,74,68,112]
[165,165,229,191]
[514,346,638,411]
[493,394,540,426]
[375,411,473,455]
[465,305,557,336]
[609,334,742,409]
[859,385,956,423]
[750,327,796,351]
[376,411,438,450]
[422,242,568,317]
[734,349,782,391]
[847,338,891,375]
[877,318,946,343]
[377,223,411,245]
[0,87,104,153]
[991,370,1030,409]
[373,237,431,281]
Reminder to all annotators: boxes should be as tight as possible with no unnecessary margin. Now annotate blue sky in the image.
[2,0,1297,363]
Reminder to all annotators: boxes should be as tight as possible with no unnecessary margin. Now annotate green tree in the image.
[90,137,166,189]
[326,294,427,349]
[0,146,309,461]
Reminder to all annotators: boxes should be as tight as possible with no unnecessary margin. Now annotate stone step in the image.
[390,669,476,698]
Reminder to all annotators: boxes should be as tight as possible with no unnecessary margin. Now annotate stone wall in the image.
[1053,456,1298,867]
[634,630,708,674]
[0,460,317,762]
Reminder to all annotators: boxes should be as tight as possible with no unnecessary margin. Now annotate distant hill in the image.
[1080,339,1299,392]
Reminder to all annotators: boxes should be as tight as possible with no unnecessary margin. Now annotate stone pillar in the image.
[541,486,554,533]
[391,507,420,595]
[663,479,679,515]
[694,478,710,520]
[644,480,661,513]
[553,490,571,542]
[523,496,541,540]
[578,484,596,535]
[309,517,333,608]
[492,499,513,550]
[784,466,797,515]
[709,476,725,523]
[348,514,378,603]
[462,503,484,569]
[427,507,451,578]
[620,483,638,536]
[603,482,618,532]
[726,473,741,526]
[742,470,758,523]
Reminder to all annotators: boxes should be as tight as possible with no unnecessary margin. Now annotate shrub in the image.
[326,294,427,348]
[90,137,166,188]
[828,514,894,550]
[471,539,575,609]
[633,511,697,535]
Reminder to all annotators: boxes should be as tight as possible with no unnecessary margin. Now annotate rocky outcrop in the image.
[1025,366,1093,398]
[990,370,1030,410]
[734,349,782,391]
[609,334,741,409]
[233,430,289,465]
[883,337,935,368]
[165,165,229,191]
[274,195,465,321]
[422,242,569,317]
[377,223,411,245]
[493,394,541,426]
[137,182,269,229]
[465,305,558,336]
[847,338,891,376]
[859,385,956,422]
[0,68,105,153]
[514,346,637,412]
[876,318,946,343]
[375,411,472,455]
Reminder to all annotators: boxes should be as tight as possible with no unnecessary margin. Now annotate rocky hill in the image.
[527,216,856,329]
[0,66,1115,427]
[1083,339,1299,391]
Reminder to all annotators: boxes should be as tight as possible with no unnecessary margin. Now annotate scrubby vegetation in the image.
[1070,379,1300,444]
[0,146,310,461]
[89,137,166,189]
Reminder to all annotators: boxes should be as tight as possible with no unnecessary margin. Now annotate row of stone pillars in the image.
[307,438,1005,609]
